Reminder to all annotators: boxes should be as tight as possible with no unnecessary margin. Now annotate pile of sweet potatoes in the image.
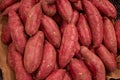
[0,0,120,80]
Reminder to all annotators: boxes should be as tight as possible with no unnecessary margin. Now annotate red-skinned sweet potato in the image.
[0,0,17,11]
[19,0,36,24]
[46,69,65,80]
[77,14,92,46]
[36,41,56,80]
[2,2,20,16]
[72,0,83,11]
[115,20,120,50]
[82,0,103,48]
[57,0,73,23]
[59,24,78,68]
[90,0,117,18]
[103,17,117,54]
[25,3,42,36]
[8,10,27,54]
[41,15,61,48]
[69,58,92,80]
[80,46,106,80]
[24,31,44,73]
[96,44,117,72]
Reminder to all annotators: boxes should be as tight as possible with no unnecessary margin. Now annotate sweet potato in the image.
[19,0,36,24]
[36,41,56,80]
[57,0,73,23]
[2,2,20,16]
[24,31,44,73]
[69,58,92,80]
[42,0,56,17]
[59,24,78,68]
[90,0,117,18]
[0,0,17,11]
[96,44,117,72]
[8,10,27,54]
[82,0,103,48]
[115,20,120,50]
[72,0,83,11]
[77,14,92,46]
[80,46,106,80]
[63,72,71,80]
[25,3,42,36]
[46,69,65,80]
[70,10,79,25]
[103,17,117,54]
[41,15,61,48]
[1,24,11,44]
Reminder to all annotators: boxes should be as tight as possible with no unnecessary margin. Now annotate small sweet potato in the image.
[0,0,17,11]
[115,20,120,50]
[70,10,79,25]
[41,15,61,48]
[46,69,65,80]
[24,31,44,73]
[8,10,27,54]
[72,0,83,11]
[2,2,20,16]
[80,46,106,80]
[59,24,78,68]
[25,3,42,36]
[57,0,73,23]
[1,24,11,44]
[96,44,117,72]
[69,58,92,80]
[42,0,56,17]
[82,0,103,48]
[77,14,92,46]
[63,72,71,80]
[103,17,117,54]
[36,41,56,80]
[90,0,117,18]
[19,0,36,24]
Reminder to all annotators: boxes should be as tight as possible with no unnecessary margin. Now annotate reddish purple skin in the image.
[115,20,120,50]
[103,17,117,54]
[8,10,27,54]
[69,59,92,80]
[96,44,117,72]
[25,3,42,36]
[19,0,36,24]
[1,24,11,44]
[80,46,106,80]
[57,0,73,23]
[77,14,92,46]
[82,0,103,48]
[46,69,65,80]
[70,10,79,25]
[42,0,56,17]
[41,15,61,48]
[24,31,44,73]
[0,0,17,11]
[90,0,117,18]
[36,41,56,80]
[63,72,71,80]
[2,2,20,16]
[59,24,78,68]
[73,0,83,11]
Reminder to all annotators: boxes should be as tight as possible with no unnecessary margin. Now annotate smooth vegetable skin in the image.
[80,46,106,80]
[59,24,78,68]
[36,41,56,80]
[24,31,44,73]
[69,58,92,80]
[96,44,117,72]
[82,0,103,48]
[8,10,27,54]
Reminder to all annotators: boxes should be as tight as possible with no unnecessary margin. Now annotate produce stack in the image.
[0,0,120,80]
